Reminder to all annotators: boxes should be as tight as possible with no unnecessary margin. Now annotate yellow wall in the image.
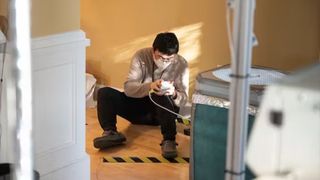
[81,0,229,90]
[0,0,7,16]
[0,0,80,37]
[32,0,80,37]
[253,0,320,70]
[81,0,320,93]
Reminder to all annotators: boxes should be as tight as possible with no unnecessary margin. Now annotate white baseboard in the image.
[40,155,90,180]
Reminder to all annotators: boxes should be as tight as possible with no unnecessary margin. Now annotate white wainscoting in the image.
[0,30,90,180]
[32,30,90,180]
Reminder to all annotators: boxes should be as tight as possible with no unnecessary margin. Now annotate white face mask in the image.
[154,59,172,70]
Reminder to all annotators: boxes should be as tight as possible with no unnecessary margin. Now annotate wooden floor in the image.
[86,108,190,180]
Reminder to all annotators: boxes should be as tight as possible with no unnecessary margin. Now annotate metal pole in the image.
[8,0,34,179]
[225,0,256,180]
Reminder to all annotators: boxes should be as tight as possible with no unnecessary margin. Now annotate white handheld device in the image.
[160,80,173,93]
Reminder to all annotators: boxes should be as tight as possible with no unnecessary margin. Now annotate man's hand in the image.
[150,79,163,95]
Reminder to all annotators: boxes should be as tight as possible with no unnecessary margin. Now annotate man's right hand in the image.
[150,79,163,95]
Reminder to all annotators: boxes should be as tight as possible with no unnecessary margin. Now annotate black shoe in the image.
[184,128,190,136]
[93,130,126,149]
[160,140,178,158]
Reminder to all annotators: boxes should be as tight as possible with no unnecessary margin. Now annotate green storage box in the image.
[190,65,269,180]
[190,103,256,180]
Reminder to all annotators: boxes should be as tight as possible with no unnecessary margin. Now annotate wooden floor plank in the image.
[86,108,190,180]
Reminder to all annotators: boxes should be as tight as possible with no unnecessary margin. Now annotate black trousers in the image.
[97,87,179,140]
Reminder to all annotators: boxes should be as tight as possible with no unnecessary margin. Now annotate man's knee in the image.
[153,95,176,109]
[98,87,118,101]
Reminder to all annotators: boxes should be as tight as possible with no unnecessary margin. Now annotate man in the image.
[93,32,189,158]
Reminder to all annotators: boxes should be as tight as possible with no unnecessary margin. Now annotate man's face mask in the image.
[153,50,175,70]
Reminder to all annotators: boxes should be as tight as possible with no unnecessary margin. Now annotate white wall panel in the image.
[32,30,90,179]
[0,30,90,179]
[33,64,74,155]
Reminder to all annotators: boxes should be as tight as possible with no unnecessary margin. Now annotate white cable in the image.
[148,91,190,121]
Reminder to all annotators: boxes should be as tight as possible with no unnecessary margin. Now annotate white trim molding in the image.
[32,30,90,50]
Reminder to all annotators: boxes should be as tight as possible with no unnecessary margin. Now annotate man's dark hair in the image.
[152,32,179,55]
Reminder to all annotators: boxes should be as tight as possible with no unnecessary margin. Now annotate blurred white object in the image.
[160,80,174,95]
[212,67,286,86]
[247,64,320,180]
[86,73,97,108]
[0,30,5,44]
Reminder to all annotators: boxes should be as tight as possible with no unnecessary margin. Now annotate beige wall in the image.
[0,0,80,37]
[81,0,320,93]
[81,0,230,91]
[253,0,320,70]
[32,0,80,37]
[0,0,7,16]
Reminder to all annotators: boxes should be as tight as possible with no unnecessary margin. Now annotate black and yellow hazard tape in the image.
[176,118,190,125]
[103,156,189,163]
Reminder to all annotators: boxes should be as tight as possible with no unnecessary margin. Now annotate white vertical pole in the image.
[9,0,34,179]
[225,0,255,180]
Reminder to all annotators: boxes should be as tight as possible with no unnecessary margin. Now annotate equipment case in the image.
[190,65,285,180]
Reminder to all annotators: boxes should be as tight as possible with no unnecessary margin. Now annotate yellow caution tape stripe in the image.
[176,118,190,125]
[103,157,190,163]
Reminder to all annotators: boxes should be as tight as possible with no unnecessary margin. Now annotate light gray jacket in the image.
[124,48,189,107]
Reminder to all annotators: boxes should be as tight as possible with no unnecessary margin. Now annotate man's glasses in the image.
[155,51,175,62]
